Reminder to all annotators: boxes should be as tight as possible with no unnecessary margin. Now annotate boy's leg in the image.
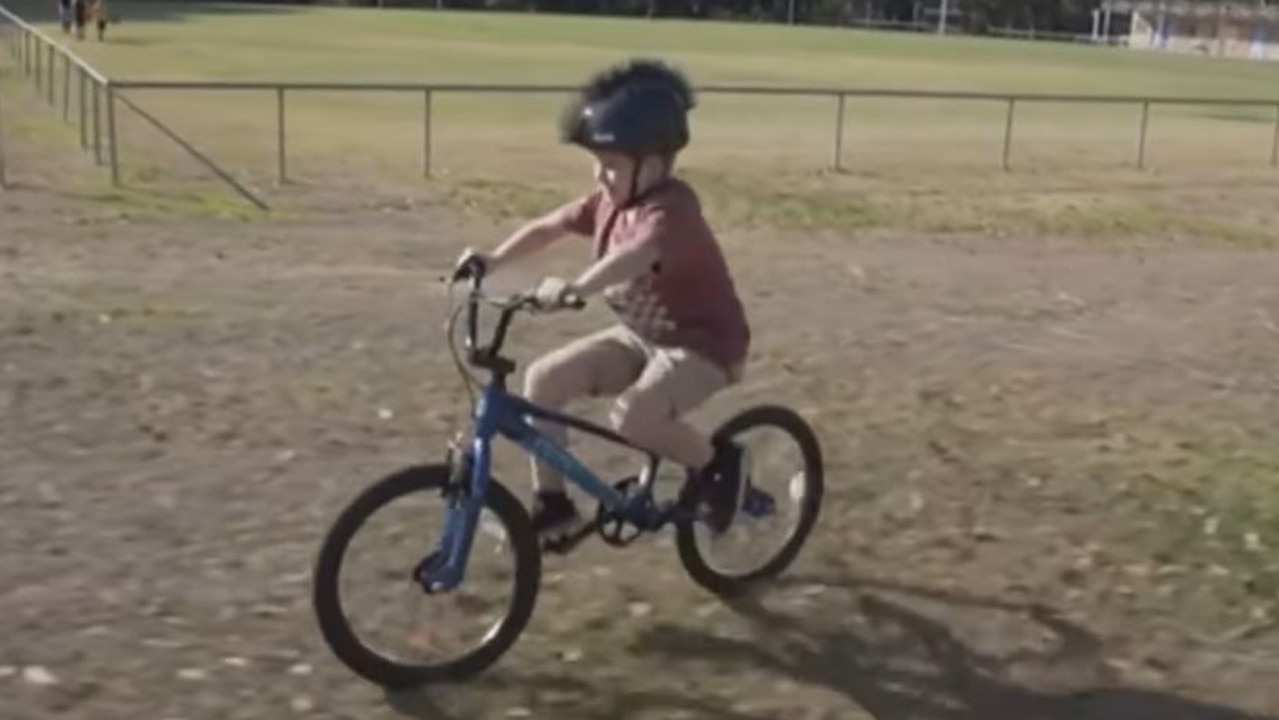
[522,326,645,534]
[611,347,748,531]
[610,347,727,469]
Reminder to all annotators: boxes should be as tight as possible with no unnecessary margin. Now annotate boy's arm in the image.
[569,240,659,297]
[485,192,599,274]
[568,203,675,297]
[485,212,567,273]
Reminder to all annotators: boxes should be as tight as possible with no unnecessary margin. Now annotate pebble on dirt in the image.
[971,526,1002,542]
[1244,532,1263,552]
[21,666,57,686]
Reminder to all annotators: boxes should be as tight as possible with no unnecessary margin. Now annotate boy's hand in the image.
[450,247,489,283]
[530,277,583,312]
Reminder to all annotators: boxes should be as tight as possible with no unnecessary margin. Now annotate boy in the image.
[452,58,752,540]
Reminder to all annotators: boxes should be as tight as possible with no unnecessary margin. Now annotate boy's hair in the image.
[578,58,695,112]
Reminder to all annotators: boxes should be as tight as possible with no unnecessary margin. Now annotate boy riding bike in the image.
[453,58,752,541]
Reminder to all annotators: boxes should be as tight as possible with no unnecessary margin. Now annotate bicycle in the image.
[311,261,824,688]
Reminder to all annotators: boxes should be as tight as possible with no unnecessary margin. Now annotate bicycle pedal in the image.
[540,519,599,555]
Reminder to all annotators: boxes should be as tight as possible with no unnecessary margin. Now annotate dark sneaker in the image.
[530,491,582,539]
[705,441,749,534]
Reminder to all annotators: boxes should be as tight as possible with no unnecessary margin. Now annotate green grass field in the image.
[7,0,1279,236]
[22,0,1279,95]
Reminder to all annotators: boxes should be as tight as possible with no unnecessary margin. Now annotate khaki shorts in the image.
[523,325,743,488]
[524,325,736,428]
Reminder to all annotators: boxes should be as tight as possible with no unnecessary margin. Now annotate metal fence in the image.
[111,79,1279,178]
[0,4,114,184]
[4,3,1279,211]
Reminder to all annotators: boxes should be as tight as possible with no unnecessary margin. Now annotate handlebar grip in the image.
[450,252,488,284]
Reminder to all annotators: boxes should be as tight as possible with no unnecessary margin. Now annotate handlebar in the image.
[451,265,585,376]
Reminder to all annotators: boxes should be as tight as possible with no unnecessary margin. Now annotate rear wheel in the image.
[675,405,824,597]
[312,465,540,687]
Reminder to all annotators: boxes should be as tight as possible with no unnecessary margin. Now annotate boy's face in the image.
[592,151,637,206]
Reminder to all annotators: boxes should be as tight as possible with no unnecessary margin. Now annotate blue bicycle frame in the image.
[425,374,661,592]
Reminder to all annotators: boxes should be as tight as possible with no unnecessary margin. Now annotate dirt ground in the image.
[4,98,1279,720]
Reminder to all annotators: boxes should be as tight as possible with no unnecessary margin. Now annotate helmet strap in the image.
[621,153,642,208]
[621,153,671,209]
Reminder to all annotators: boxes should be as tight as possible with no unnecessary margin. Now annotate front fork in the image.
[413,432,489,594]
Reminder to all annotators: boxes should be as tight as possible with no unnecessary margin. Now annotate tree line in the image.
[281,0,1139,37]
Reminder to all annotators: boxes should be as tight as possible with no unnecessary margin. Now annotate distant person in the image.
[90,0,109,41]
[71,0,86,39]
[57,0,71,33]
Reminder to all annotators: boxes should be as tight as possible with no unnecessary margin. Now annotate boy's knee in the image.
[610,389,669,447]
[523,354,572,406]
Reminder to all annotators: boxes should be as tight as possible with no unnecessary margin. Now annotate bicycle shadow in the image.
[628,572,1277,720]
[383,668,777,720]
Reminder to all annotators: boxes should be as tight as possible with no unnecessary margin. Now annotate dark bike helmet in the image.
[559,58,696,158]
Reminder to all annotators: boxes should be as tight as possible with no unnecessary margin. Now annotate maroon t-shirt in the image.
[550,179,751,374]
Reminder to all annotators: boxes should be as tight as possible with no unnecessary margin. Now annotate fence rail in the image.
[3,2,1279,211]
[113,78,1279,183]
[112,78,1279,107]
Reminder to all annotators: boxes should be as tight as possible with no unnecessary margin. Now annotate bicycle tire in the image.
[312,464,540,688]
[675,405,824,597]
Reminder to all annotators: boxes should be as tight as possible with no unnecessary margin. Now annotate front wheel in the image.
[312,464,541,688]
[675,405,824,597]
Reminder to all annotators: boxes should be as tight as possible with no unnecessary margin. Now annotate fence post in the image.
[1136,100,1150,170]
[92,80,102,165]
[832,93,846,171]
[0,65,8,191]
[423,88,432,177]
[45,44,54,105]
[1002,97,1016,171]
[276,86,286,185]
[61,55,70,122]
[1271,103,1279,168]
[106,82,119,185]
[78,68,87,149]
[33,35,40,88]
